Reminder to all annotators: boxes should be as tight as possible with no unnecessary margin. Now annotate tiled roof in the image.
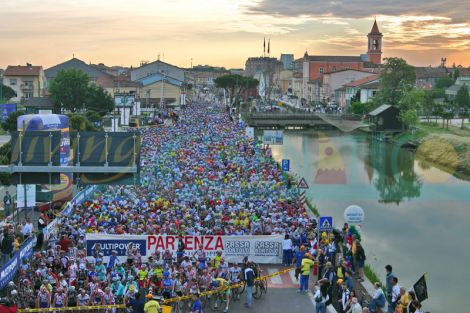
[345,74,379,87]
[307,56,362,62]
[45,58,110,80]
[415,67,449,79]
[4,65,42,76]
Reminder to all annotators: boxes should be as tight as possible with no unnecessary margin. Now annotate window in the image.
[332,66,337,72]
[319,67,324,74]
[10,78,17,85]
[24,91,33,99]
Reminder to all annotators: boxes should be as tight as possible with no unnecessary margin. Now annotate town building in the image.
[244,57,283,94]
[131,60,185,83]
[415,67,449,89]
[369,104,403,132]
[307,69,376,104]
[137,73,186,108]
[45,58,113,84]
[336,74,380,107]
[2,64,47,102]
[446,76,470,100]
[280,54,294,70]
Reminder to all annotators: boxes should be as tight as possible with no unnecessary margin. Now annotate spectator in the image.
[389,277,400,313]
[385,265,394,304]
[368,282,386,313]
[244,261,255,308]
[1,228,14,264]
[314,280,330,313]
[347,297,362,313]
[282,234,293,266]
[3,192,12,218]
[299,253,315,293]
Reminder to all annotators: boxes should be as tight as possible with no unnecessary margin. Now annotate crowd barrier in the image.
[86,233,284,264]
[18,267,295,312]
[44,185,97,241]
[0,186,96,290]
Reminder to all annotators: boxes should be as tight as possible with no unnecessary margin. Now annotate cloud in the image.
[245,0,470,21]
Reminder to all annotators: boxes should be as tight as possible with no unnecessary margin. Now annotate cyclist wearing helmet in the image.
[161,271,174,299]
[212,276,231,313]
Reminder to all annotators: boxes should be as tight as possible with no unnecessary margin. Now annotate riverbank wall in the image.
[395,130,470,179]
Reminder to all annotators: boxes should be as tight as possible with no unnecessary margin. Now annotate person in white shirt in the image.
[282,234,293,266]
[314,281,330,313]
[389,277,400,313]
[347,297,362,313]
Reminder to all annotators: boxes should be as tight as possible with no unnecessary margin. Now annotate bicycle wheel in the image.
[210,294,222,312]
[263,278,268,294]
[252,283,262,300]
[236,281,246,295]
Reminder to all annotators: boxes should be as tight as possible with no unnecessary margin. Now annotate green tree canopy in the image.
[49,68,89,112]
[377,57,416,106]
[399,88,426,111]
[435,76,454,89]
[214,75,259,106]
[455,84,470,128]
[1,110,25,132]
[85,84,114,115]
[1,84,16,102]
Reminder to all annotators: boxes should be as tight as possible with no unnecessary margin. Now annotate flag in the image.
[268,38,270,54]
[413,274,428,302]
[263,37,266,53]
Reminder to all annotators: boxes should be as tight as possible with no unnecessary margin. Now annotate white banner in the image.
[16,184,36,207]
[86,234,283,264]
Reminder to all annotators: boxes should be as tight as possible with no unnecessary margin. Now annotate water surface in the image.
[270,130,470,312]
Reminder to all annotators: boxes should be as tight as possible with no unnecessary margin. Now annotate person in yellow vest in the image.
[298,253,315,293]
[144,294,161,313]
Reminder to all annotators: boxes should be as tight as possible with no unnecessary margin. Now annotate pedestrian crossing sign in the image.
[319,216,333,231]
[297,177,309,189]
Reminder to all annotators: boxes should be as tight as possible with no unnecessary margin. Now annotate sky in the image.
[1,0,470,70]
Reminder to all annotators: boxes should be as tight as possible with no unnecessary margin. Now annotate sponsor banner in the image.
[0,256,19,289]
[86,234,283,264]
[19,237,37,261]
[44,185,97,240]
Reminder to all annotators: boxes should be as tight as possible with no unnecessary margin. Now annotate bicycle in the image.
[210,289,231,312]
[252,276,268,300]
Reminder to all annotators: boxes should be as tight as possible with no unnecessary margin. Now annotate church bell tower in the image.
[367,20,383,64]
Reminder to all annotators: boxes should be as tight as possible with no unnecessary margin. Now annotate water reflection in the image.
[367,139,422,204]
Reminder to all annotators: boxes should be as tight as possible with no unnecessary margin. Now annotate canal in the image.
[269,129,469,312]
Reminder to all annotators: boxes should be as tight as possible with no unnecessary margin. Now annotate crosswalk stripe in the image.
[268,268,283,284]
[288,268,297,284]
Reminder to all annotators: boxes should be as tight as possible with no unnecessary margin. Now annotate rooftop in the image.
[345,74,380,88]
[4,65,42,76]
[306,55,363,63]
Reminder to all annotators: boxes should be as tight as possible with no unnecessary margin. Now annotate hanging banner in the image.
[86,234,283,264]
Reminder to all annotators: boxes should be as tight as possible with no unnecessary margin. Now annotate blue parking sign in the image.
[282,159,290,171]
[319,216,333,231]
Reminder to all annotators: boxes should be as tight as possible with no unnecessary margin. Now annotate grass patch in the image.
[306,198,320,217]
[364,264,383,286]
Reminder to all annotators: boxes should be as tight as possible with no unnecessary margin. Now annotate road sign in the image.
[281,159,290,171]
[297,177,309,189]
[344,205,365,224]
[319,216,333,231]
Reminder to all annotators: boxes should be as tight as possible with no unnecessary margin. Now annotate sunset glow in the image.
[1,0,469,68]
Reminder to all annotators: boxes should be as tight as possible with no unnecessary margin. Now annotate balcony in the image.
[20,84,33,90]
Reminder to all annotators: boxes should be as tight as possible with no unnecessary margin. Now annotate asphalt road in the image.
[228,287,316,313]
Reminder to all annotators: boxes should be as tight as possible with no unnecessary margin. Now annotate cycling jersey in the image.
[138,269,148,280]
[77,294,90,306]
[229,267,241,283]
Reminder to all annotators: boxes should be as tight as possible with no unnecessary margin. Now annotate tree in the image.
[421,92,435,122]
[399,109,419,130]
[69,114,87,131]
[1,84,16,102]
[85,84,114,115]
[455,84,470,128]
[398,88,426,112]
[376,57,416,106]
[1,111,25,132]
[214,75,259,107]
[435,76,454,89]
[49,69,89,112]
[453,69,460,82]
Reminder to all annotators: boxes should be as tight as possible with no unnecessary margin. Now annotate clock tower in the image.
[367,20,383,64]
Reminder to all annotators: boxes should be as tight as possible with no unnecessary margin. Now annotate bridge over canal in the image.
[242,112,370,132]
